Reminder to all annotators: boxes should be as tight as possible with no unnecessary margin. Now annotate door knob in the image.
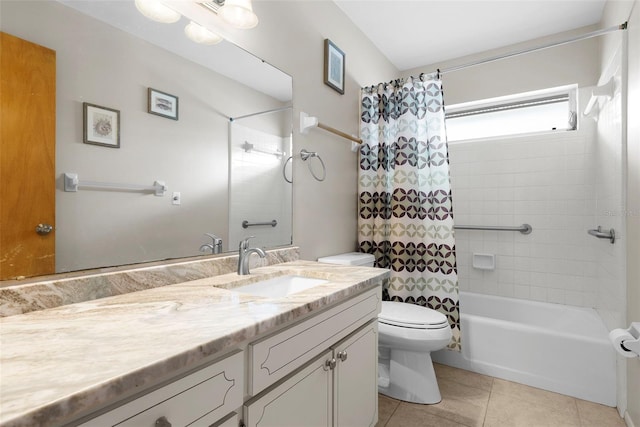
[337,350,348,362]
[35,224,53,235]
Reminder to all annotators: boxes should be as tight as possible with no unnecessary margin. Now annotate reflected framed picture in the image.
[148,88,179,120]
[83,102,120,148]
[324,39,345,94]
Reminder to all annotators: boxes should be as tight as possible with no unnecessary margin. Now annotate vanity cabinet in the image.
[75,287,381,427]
[78,351,244,427]
[242,284,380,427]
[333,322,378,427]
[243,321,378,427]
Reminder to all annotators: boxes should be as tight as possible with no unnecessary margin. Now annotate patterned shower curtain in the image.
[358,73,460,351]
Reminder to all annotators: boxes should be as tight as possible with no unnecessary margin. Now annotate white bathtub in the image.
[432,291,616,406]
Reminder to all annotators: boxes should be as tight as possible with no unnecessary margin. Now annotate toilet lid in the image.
[379,301,449,329]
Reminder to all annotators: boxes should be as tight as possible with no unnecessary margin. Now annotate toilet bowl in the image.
[317,252,452,404]
[378,301,452,404]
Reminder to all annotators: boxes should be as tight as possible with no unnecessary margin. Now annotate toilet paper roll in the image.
[609,329,639,358]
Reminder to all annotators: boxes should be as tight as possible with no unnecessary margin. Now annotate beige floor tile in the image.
[376,394,400,427]
[576,399,626,427]
[484,390,581,427]
[419,377,491,427]
[491,378,579,417]
[386,402,469,427]
[434,363,494,391]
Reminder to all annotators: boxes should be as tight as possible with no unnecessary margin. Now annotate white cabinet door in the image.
[244,351,333,427]
[333,322,378,427]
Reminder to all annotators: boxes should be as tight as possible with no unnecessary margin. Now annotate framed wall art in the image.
[324,39,345,94]
[83,102,120,148]
[148,88,179,120]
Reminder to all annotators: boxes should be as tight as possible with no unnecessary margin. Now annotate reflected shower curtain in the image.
[358,73,460,350]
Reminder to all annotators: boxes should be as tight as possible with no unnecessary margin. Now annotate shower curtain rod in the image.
[439,22,627,75]
[230,105,292,121]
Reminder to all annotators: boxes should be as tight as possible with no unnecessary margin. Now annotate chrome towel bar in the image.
[588,226,615,244]
[454,224,532,234]
[242,220,277,229]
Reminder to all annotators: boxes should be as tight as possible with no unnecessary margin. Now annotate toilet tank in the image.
[317,252,375,267]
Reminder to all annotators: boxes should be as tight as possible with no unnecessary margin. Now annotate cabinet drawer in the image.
[248,287,381,395]
[81,351,243,427]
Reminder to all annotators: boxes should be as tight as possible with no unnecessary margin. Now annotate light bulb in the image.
[218,0,258,29]
[134,0,180,23]
[184,21,223,45]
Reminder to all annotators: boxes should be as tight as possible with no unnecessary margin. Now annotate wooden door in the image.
[0,32,56,280]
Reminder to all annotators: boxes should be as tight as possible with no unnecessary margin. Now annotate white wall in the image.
[599,0,639,422]
[404,27,600,104]
[624,2,640,425]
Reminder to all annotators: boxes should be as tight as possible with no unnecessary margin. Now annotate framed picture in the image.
[148,88,179,120]
[324,39,345,94]
[83,103,120,148]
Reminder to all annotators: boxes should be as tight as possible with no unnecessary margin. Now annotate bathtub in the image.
[432,292,616,406]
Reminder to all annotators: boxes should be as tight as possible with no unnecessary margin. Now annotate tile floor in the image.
[376,363,626,427]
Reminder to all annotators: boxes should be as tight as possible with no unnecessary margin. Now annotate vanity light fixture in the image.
[185,21,223,45]
[218,0,259,29]
[134,0,180,23]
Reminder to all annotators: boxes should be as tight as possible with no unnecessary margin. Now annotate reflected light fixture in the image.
[134,0,180,23]
[184,21,223,45]
[218,0,259,29]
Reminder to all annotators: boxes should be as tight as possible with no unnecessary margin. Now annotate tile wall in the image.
[593,45,627,330]
[229,123,292,250]
[448,90,601,307]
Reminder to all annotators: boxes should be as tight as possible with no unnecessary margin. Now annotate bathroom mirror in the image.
[0,0,293,281]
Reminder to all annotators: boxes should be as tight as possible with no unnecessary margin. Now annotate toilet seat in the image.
[379,301,449,329]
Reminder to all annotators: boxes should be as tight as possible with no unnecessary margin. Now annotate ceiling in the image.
[333,0,608,71]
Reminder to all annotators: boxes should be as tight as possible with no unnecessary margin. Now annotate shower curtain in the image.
[358,73,460,350]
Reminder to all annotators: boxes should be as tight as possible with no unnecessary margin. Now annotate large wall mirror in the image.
[0,0,293,281]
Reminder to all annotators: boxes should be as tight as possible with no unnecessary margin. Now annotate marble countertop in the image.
[0,261,388,427]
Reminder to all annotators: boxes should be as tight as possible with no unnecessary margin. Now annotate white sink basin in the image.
[232,275,329,298]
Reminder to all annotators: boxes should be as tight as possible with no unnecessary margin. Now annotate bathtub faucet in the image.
[237,236,266,275]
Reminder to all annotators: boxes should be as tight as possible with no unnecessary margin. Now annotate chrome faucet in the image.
[200,233,223,254]
[237,236,266,275]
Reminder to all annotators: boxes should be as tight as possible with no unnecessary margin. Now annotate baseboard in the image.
[625,410,636,427]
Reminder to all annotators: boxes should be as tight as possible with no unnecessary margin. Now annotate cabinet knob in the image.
[155,416,172,427]
[324,358,336,371]
[337,350,348,362]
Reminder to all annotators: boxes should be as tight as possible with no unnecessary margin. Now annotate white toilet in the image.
[317,252,452,404]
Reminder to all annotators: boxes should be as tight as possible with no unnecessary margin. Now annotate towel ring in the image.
[282,156,293,183]
[300,149,326,182]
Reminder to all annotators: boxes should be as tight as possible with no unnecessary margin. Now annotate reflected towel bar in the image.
[242,220,277,229]
[454,224,532,234]
[63,173,166,196]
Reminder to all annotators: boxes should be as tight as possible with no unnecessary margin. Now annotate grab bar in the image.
[588,226,615,244]
[454,224,532,234]
[242,220,277,229]
[63,173,166,196]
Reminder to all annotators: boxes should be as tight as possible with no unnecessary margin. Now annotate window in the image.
[445,85,577,142]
